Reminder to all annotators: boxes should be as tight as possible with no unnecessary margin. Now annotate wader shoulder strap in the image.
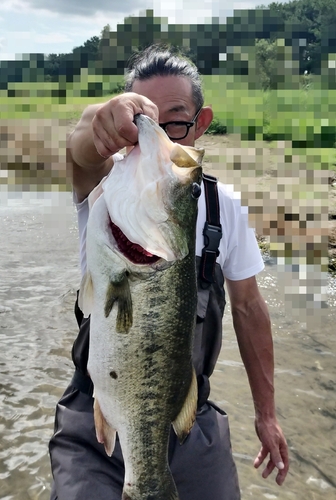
[199,174,222,286]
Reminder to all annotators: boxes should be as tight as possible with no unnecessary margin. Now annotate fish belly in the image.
[88,261,196,499]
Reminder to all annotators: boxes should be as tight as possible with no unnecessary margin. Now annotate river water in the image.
[0,191,335,500]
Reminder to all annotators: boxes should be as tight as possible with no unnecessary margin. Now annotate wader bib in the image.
[49,176,241,500]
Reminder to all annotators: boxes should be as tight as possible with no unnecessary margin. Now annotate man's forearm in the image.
[68,104,114,202]
[69,104,108,169]
[231,296,276,418]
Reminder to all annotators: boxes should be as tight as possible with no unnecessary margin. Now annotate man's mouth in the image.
[109,220,160,265]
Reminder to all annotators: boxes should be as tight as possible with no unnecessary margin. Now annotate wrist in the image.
[254,402,276,420]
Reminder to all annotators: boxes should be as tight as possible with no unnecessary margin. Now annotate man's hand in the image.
[92,93,159,158]
[69,93,159,202]
[254,416,289,486]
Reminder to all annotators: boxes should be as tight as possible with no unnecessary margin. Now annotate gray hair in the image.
[124,44,204,111]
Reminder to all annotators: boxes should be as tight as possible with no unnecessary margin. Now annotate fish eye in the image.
[191,182,201,199]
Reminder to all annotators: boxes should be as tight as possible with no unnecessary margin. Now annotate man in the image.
[49,45,289,500]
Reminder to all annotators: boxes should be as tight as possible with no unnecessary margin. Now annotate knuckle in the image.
[116,122,128,136]
[116,124,136,144]
[95,106,106,120]
[96,146,110,158]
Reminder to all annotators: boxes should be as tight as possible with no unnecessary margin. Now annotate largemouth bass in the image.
[79,114,204,500]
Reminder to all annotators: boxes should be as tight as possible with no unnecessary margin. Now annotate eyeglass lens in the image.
[164,123,189,139]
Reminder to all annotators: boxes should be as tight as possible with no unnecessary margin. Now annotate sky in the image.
[0,0,283,60]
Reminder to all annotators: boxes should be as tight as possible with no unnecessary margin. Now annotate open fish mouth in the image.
[109,217,160,265]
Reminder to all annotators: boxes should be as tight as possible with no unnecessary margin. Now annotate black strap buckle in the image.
[199,174,221,286]
[202,173,218,183]
[202,222,222,255]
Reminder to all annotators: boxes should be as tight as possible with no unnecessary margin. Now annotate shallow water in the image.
[0,192,335,500]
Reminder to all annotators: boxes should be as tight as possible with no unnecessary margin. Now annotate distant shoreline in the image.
[0,118,334,274]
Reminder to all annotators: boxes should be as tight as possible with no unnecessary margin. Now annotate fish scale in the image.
[80,114,204,500]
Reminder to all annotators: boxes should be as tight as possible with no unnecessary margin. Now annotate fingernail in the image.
[276,462,284,469]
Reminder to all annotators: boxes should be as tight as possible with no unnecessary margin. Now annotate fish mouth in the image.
[109,219,160,265]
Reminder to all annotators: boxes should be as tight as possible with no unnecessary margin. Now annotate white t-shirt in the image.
[75,165,264,281]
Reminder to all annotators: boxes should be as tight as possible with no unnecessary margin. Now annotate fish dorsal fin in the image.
[172,367,197,443]
[78,271,94,318]
[170,144,204,168]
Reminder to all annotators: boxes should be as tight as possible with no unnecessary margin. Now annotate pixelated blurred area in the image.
[0,119,68,191]
[1,4,335,319]
[199,133,330,316]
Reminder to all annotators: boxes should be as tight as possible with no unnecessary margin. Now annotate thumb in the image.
[254,445,268,468]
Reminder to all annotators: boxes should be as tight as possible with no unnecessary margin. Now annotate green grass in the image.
[0,74,124,120]
[1,73,335,169]
[203,74,336,170]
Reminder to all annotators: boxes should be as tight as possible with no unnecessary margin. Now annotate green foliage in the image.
[1,74,335,171]
[109,81,125,95]
[206,118,227,135]
[255,39,279,90]
[263,0,336,74]
[0,2,336,88]
[0,2,335,169]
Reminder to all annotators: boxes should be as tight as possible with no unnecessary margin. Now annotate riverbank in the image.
[1,190,335,500]
[0,118,334,272]
[196,132,333,274]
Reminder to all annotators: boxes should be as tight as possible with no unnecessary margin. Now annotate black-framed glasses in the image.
[159,108,202,140]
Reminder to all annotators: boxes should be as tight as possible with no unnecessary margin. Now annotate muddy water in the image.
[0,192,335,500]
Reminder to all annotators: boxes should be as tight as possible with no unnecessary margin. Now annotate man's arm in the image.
[225,276,289,486]
[68,104,114,203]
[67,94,159,202]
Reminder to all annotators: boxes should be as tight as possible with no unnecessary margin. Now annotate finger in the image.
[254,446,268,469]
[276,467,287,486]
[92,113,118,157]
[276,440,289,485]
[270,447,285,472]
[92,116,135,157]
[262,459,276,479]
[126,93,159,123]
[92,130,113,158]
[95,102,139,150]
[141,102,159,122]
[112,97,152,143]
[92,126,135,157]
[112,113,139,145]
[280,437,289,468]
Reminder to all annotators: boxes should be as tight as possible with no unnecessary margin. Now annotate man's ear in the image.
[194,106,214,140]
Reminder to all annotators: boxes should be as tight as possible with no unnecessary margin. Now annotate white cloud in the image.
[2,0,145,16]
[2,1,30,12]
[0,0,285,58]
[1,0,276,19]
[0,52,17,60]
[9,31,32,40]
[34,32,73,44]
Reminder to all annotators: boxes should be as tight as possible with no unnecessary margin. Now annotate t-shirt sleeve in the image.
[74,196,89,277]
[72,153,124,276]
[219,185,264,281]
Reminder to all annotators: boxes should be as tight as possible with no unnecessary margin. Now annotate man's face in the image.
[132,75,201,147]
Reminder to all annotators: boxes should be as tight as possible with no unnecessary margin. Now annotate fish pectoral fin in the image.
[105,276,133,333]
[172,367,198,444]
[78,272,94,317]
[93,398,116,457]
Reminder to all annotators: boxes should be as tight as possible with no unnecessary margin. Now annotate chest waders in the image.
[49,175,241,500]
